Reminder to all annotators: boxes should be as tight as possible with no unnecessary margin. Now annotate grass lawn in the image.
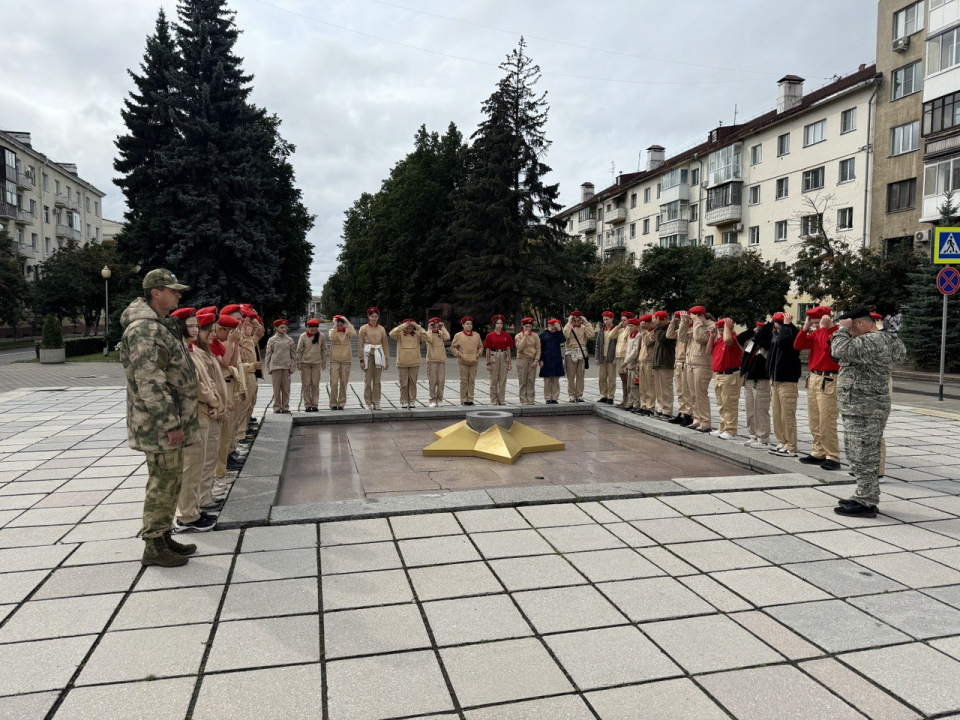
[17,351,121,364]
[0,339,39,349]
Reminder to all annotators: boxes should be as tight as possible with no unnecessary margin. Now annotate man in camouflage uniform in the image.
[120,269,201,567]
[830,307,906,518]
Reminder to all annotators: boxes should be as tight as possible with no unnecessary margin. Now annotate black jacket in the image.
[539,329,565,378]
[766,322,802,383]
[737,326,771,381]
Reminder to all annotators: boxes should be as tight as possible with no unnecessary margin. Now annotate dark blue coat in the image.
[539,329,565,378]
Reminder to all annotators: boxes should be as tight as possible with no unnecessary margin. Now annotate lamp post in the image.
[101,266,111,357]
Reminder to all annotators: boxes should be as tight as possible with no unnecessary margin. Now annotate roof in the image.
[0,129,107,197]
[555,64,879,221]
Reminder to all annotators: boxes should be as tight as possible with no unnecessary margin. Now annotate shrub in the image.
[40,315,64,350]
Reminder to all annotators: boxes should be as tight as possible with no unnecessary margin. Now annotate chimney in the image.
[8,132,32,147]
[777,75,804,113]
[646,145,666,171]
[59,163,78,175]
[580,182,595,202]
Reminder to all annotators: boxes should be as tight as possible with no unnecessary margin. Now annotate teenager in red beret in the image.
[614,312,634,407]
[596,311,622,405]
[390,319,429,408]
[652,311,678,419]
[621,317,644,412]
[794,306,841,470]
[212,313,248,476]
[297,318,328,412]
[636,314,656,415]
[235,310,264,444]
[264,319,296,413]
[515,317,541,405]
[688,309,715,432]
[767,311,802,458]
[484,315,515,405]
[451,317,483,406]
[328,315,356,410]
[539,319,565,404]
[563,311,596,402]
[358,307,389,410]
[669,310,695,426]
[709,317,744,440]
[424,317,450,407]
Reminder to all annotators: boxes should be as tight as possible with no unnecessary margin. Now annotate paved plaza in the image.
[0,380,959,718]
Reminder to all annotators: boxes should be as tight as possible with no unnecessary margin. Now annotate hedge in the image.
[35,336,109,359]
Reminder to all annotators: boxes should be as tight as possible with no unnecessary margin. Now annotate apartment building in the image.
[555,66,880,317]
[0,129,107,280]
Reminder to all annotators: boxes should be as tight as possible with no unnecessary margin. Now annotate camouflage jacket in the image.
[831,327,906,418]
[120,297,201,453]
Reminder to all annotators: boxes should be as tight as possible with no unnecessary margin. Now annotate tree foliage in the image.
[698,250,791,324]
[583,260,637,317]
[636,245,715,310]
[0,231,29,329]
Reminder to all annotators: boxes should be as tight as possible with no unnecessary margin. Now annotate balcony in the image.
[56,224,82,242]
[604,207,627,225]
[578,217,597,234]
[0,201,17,221]
[658,218,689,238]
[15,169,34,189]
[603,245,627,262]
[14,207,34,225]
[54,194,80,211]
[705,204,742,226]
[712,242,744,258]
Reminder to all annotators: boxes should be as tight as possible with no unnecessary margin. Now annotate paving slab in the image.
[205,615,320,671]
[55,677,195,720]
[324,603,430,658]
[599,576,716,622]
[848,590,960,639]
[784,558,908,597]
[767,599,911,652]
[0,634,96,694]
[220,577,319,620]
[0,592,123,642]
[77,624,209,685]
[711,566,832,606]
[586,677,729,720]
[513,585,626,634]
[643,613,784,673]
[192,665,323,720]
[423,594,531,646]
[489,554,587,591]
[465,696,595,720]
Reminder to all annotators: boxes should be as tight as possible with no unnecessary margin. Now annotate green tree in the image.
[443,38,568,326]
[831,246,924,316]
[114,8,181,267]
[697,250,791,324]
[635,245,715,310]
[584,260,637,317]
[0,230,29,331]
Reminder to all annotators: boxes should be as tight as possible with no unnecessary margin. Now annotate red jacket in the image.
[711,334,743,372]
[794,326,840,372]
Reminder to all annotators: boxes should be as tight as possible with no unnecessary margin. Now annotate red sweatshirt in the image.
[794,326,840,372]
[484,331,516,351]
[711,334,743,372]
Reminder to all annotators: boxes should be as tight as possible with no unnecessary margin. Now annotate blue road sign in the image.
[938,267,960,296]
[935,227,960,264]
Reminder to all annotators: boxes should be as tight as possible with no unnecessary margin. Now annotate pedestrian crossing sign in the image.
[935,227,960,264]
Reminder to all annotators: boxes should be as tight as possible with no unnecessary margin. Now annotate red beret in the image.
[620,311,635,319]
[548,318,561,325]
[772,312,786,322]
[654,311,668,320]
[196,313,217,328]
[806,306,831,319]
[639,314,652,322]
[254,315,263,325]
[756,321,765,328]
[170,308,196,320]
[461,316,474,324]
[571,310,583,317]
[333,315,346,321]
[428,317,441,324]
[222,304,241,316]
[402,318,416,325]
[689,306,706,315]
[627,318,641,326]
[367,307,380,316]
[602,311,615,319]
[716,319,726,328]
[217,314,240,328]
[240,306,257,318]
[492,314,506,323]
[273,319,288,328]
[198,306,217,315]
[674,311,682,318]
[306,318,320,327]
[521,317,534,325]
[870,312,883,321]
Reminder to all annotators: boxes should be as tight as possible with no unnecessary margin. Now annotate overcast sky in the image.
[5,0,877,295]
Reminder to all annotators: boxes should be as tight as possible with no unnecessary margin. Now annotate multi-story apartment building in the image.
[0,129,107,280]
[555,66,880,312]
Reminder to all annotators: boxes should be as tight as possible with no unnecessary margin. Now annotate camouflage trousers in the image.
[841,412,888,507]
[140,449,184,539]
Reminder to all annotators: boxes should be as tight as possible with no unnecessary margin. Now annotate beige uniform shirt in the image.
[514,331,542,361]
[297,331,328,366]
[450,332,484,366]
[424,327,450,362]
[328,321,357,363]
[389,324,429,367]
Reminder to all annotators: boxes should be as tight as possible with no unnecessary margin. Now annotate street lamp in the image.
[101,265,111,357]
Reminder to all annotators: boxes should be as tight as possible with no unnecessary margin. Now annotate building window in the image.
[887,178,917,212]
[630,222,636,238]
[841,107,857,134]
[656,216,661,230]
[748,226,760,245]
[800,214,821,237]
[578,207,596,222]
[630,193,637,208]
[924,156,960,199]
[776,177,789,199]
[31,233,38,250]
[45,237,51,253]
[643,218,650,234]
[929,27,960,75]
[656,183,661,199]
[595,236,601,247]
[923,91,960,135]
[839,158,856,183]
[644,188,650,203]
[703,235,714,246]
[29,199,36,216]
[43,206,49,223]
[659,234,687,248]
[777,133,790,156]
[837,207,854,230]
[690,203,699,221]
[750,144,762,165]
[893,1,923,39]
[891,121,920,155]
[690,168,700,185]
[707,144,742,185]
[802,167,825,192]
[615,226,625,244]
[892,61,923,101]
[661,168,688,190]
[85,196,90,212]
[16,229,24,245]
[659,200,689,223]
[42,173,49,191]
[749,185,761,205]
[803,119,826,147]
[94,201,99,217]
[86,223,92,238]
[775,220,788,242]
[721,230,739,245]
[706,183,741,210]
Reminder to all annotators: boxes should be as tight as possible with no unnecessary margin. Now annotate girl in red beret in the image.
[424,317,450,407]
[358,308,389,410]
[328,315,356,410]
[390,319,429,408]
[297,319,328,412]
[450,317,483,406]
[264,319,296,413]
[563,312,596,402]
[484,315,515,405]
[515,318,541,405]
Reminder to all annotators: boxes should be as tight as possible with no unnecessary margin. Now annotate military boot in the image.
[164,532,197,556]
[142,536,189,567]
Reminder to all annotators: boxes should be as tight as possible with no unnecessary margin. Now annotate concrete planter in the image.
[39,348,66,364]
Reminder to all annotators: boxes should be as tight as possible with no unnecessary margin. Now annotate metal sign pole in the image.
[940,293,948,403]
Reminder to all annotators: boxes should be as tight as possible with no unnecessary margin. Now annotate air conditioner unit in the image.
[892,36,910,52]
[733,223,744,232]
[916,229,932,244]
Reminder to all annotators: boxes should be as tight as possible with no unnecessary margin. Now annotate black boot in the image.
[164,531,197,556]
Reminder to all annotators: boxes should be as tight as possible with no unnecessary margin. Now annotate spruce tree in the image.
[114,9,181,268]
[444,38,567,326]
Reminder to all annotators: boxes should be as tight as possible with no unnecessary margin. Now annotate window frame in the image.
[890,120,920,155]
[775,220,788,242]
[891,60,923,101]
[838,158,856,184]
[803,119,827,147]
[776,177,790,200]
[750,144,762,165]
[748,185,761,205]
[777,133,791,156]
[887,178,918,213]
[837,207,854,231]
[928,27,960,76]
[893,1,924,40]
[748,226,760,245]
[840,107,858,134]
[802,166,826,193]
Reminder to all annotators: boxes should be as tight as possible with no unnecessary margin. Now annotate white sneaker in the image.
[373,404,381,410]
[428,402,436,408]
[719,432,736,441]
[709,429,722,437]
[746,440,767,449]
[768,444,784,454]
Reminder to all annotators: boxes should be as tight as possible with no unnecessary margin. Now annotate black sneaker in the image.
[200,499,225,513]
[668,415,684,424]
[799,455,825,465]
[175,512,218,533]
[837,498,860,507]
[821,460,841,471]
[834,503,878,518]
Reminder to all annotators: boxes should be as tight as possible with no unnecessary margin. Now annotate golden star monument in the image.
[423,411,564,464]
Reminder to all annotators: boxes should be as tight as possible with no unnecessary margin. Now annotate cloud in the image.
[5,0,877,297]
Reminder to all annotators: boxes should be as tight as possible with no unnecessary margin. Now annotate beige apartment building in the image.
[0,129,107,280]
[555,66,880,314]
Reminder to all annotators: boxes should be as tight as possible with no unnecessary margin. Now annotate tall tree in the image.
[443,38,567,325]
[0,231,29,331]
[697,250,791,325]
[635,245,715,311]
[113,9,181,267]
